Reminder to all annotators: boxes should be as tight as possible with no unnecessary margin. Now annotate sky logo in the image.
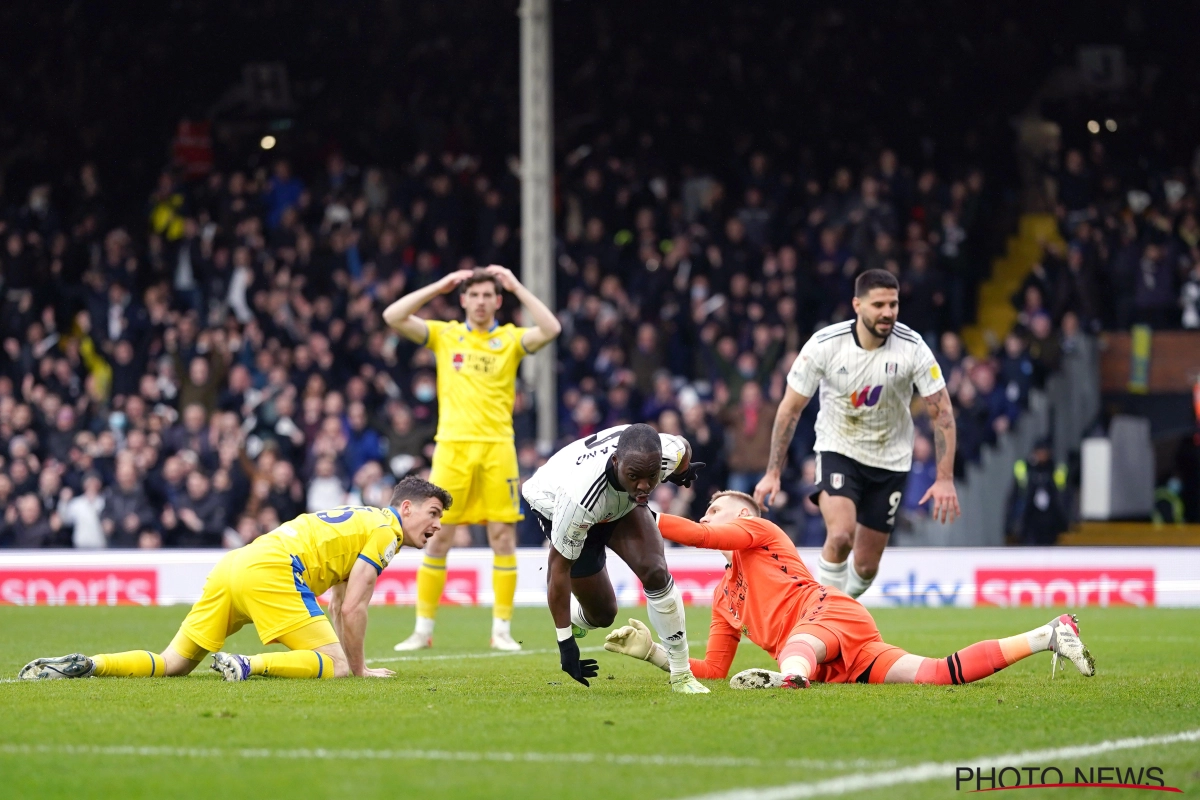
[851,386,883,408]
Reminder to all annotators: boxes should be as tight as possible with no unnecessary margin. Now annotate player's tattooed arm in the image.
[924,387,957,479]
[921,387,961,524]
[755,387,811,507]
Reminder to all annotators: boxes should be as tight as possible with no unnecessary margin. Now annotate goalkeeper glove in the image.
[666,461,705,489]
[603,618,670,672]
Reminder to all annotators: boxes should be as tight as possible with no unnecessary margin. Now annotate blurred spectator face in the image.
[972,366,996,394]
[348,402,368,432]
[940,332,962,360]
[237,516,261,545]
[116,461,138,491]
[957,380,978,406]
[163,456,186,485]
[1004,334,1026,358]
[735,352,758,379]
[801,457,817,485]
[257,506,281,533]
[315,456,337,478]
[38,469,61,496]
[658,409,682,435]
[17,494,41,524]
[683,403,706,430]
[184,470,208,501]
[188,357,210,387]
[0,474,12,501]
[323,392,346,417]
[271,461,295,491]
[83,472,103,496]
[10,460,30,487]
[114,340,134,366]
[569,336,590,361]
[636,323,657,351]
[460,275,502,328]
[183,403,206,433]
[1065,150,1084,175]
[739,381,763,409]
[1061,311,1079,337]
[1031,313,1052,340]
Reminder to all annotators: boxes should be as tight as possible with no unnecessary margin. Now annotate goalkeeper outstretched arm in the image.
[604,615,740,679]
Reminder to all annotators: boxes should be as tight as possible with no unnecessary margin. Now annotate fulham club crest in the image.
[885,361,898,377]
[452,352,464,371]
[830,473,845,490]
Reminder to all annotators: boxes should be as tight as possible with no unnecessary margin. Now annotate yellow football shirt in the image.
[247,506,403,596]
[425,319,530,442]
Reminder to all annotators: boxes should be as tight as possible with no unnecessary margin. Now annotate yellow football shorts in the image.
[174,545,340,657]
[429,440,523,526]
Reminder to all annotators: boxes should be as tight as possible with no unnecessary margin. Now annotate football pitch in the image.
[1,605,1197,799]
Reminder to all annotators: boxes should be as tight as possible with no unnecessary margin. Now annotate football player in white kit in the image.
[754,269,960,598]
[522,423,709,693]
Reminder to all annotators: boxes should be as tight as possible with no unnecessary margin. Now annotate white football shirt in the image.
[786,319,945,472]
[522,425,687,560]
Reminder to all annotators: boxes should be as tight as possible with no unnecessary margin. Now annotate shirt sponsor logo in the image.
[371,569,479,605]
[452,352,464,371]
[975,569,1155,607]
[930,364,942,381]
[0,570,157,606]
[850,386,883,408]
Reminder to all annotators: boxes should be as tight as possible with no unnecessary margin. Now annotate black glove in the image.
[557,635,599,687]
[666,461,705,489]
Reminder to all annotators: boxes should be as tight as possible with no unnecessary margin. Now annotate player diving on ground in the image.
[604,491,1094,688]
[522,423,710,693]
[754,268,961,599]
[19,477,451,682]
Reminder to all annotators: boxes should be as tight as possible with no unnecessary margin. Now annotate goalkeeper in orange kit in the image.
[604,491,1095,687]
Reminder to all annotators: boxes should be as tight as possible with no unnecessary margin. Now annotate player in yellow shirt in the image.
[17,477,451,682]
[383,265,560,651]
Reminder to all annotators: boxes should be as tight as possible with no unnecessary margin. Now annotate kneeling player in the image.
[604,491,1094,688]
[19,477,451,682]
[522,423,708,693]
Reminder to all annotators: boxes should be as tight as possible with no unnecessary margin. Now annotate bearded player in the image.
[19,477,451,682]
[522,423,709,693]
[754,269,960,598]
[605,491,1095,688]
[385,264,560,652]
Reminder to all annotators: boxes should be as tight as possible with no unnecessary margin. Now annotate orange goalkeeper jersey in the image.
[658,514,824,678]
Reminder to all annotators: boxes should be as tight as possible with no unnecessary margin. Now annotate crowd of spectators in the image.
[0,135,1070,551]
[1030,138,1200,331]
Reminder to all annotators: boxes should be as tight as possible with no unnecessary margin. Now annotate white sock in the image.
[645,578,690,675]
[414,616,435,637]
[570,595,598,631]
[491,617,511,637]
[817,556,849,591]
[845,557,875,599]
[779,655,813,679]
[1026,622,1055,653]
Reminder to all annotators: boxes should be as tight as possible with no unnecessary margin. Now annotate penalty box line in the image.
[0,743,894,772]
[673,728,1200,800]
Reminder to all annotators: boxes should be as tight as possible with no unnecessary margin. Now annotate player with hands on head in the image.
[605,490,1094,689]
[753,269,960,599]
[384,264,561,653]
[522,423,709,693]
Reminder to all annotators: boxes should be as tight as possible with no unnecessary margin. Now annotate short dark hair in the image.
[855,269,900,297]
[616,423,662,457]
[390,476,453,511]
[459,269,503,295]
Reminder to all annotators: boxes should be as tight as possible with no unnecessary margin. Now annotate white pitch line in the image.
[367,640,701,664]
[0,743,892,772]
[673,728,1200,800]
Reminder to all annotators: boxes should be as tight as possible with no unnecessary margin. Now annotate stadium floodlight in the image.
[260,135,277,150]
[1087,120,1100,134]
[1105,118,1118,132]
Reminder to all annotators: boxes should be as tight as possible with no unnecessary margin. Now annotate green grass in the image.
[1,605,1197,799]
